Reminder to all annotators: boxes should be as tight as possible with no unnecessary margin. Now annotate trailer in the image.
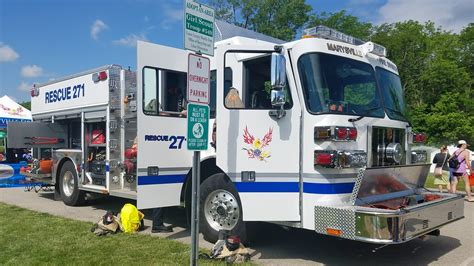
[8,22,463,244]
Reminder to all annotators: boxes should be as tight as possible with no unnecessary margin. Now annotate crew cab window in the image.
[142,67,187,117]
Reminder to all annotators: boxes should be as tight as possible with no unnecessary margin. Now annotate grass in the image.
[0,203,249,265]
[424,173,468,192]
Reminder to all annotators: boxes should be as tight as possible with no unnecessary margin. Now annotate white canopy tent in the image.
[0,95,32,128]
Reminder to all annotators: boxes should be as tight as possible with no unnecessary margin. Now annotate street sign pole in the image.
[190,150,200,265]
[188,102,209,266]
[185,2,214,264]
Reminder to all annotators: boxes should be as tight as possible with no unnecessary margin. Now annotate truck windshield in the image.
[298,53,384,117]
[376,67,408,122]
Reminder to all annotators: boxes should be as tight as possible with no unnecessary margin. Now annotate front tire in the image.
[59,161,85,206]
[199,173,246,243]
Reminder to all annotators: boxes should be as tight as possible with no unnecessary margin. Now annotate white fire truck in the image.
[8,22,463,244]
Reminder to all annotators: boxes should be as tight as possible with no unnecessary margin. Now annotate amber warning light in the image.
[326,228,342,236]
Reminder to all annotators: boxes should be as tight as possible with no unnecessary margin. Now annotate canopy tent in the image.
[0,95,32,128]
[0,96,31,182]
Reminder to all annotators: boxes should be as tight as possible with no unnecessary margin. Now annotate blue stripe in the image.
[235,181,354,194]
[236,182,299,192]
[303,182,354,194]
[138,174,186,185]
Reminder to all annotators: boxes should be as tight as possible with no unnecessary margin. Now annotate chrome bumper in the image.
[314,194,464,244]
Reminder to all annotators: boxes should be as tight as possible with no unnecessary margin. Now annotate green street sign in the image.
[0,131,5,138]
[184,0,215,56]
[187,103,209,150]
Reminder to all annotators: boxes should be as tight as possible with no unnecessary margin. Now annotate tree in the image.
[371,21,432,107]
[459,23,474,80]
[308,10,373,40]
[372,21,473,144]
[19,101,31,110]
[209,0,312,41]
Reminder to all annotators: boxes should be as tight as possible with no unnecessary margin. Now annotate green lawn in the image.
[0,203,245,265]
[424,173,467,191]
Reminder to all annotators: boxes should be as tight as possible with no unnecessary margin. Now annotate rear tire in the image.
[59,161,85,206]
[199,173,246,243]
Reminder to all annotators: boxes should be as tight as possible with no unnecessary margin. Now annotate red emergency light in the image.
[413,133,426,143]
[314,151,335,167]
[30,85,39,97]
[92,71,108,82]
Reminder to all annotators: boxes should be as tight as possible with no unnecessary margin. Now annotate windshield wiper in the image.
[348,116,365,122]
[348,106,381,122]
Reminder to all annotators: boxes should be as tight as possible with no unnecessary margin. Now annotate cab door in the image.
[136,41,192,209]
[215,46,302,221]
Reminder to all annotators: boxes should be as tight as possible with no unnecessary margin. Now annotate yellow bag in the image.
[120,203,144,233]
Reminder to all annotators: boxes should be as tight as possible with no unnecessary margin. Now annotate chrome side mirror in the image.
[271,89,286,107]
[269,89,286,119]
[271,52,286,89]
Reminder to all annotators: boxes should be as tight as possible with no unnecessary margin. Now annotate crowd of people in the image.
[432,140,473,202]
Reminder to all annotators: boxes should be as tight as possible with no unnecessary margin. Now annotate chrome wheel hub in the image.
[62,171,74,197]
[204,189,240,231]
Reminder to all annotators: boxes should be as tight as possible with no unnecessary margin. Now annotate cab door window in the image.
[142,67,187,117]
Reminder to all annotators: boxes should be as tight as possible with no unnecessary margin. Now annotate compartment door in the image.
[136,41,194,209]
[7,121,67,148]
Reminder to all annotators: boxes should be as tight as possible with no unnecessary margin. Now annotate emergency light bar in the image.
[303,25,387,57]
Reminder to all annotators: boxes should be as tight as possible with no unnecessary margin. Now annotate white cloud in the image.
[21,65,44,78]
[377,0,474,32]
[160,4,182,30]
[0,43,19,62]
[17,81,33,92]
[113,33,148,47]
[91,19,109,40]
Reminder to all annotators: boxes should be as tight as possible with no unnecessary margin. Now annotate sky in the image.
[0,0,473,103]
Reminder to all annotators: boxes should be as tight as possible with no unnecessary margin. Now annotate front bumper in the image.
[314,193,464,244]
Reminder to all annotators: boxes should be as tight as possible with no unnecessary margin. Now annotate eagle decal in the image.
[242,126,273,162]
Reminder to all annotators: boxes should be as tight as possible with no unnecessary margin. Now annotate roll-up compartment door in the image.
[7,121,68,148]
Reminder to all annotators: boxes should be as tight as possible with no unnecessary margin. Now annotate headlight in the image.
[385,143,403,164]
[411,150,427,164]
[338,150,367,168]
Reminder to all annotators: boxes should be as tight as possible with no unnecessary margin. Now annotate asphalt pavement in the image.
[1,187,473,265]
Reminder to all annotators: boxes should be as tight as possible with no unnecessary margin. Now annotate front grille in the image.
[371,127,406,167]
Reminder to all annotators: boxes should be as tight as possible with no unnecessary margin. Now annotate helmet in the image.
[225,235,241,251]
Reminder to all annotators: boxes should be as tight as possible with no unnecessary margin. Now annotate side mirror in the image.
[271,89,286,107]
[269,89,287,119]
[271,52,286,89]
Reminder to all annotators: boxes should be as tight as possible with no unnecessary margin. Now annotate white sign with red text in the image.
[187,53,210,104]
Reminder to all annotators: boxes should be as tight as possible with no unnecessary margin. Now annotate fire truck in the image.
[8,22,464,244]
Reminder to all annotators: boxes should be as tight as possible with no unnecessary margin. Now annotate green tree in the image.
[459,23,474,80]
[372,21,473,144]
[308,10,373,40]
[19,101,31,110]
[371,21,432,107]
[423,93,474,145]
[210,0,312,41]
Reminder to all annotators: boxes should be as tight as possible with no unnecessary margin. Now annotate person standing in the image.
[432,145,450,192]
[151,208,173,233]
[450,140,473,202]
